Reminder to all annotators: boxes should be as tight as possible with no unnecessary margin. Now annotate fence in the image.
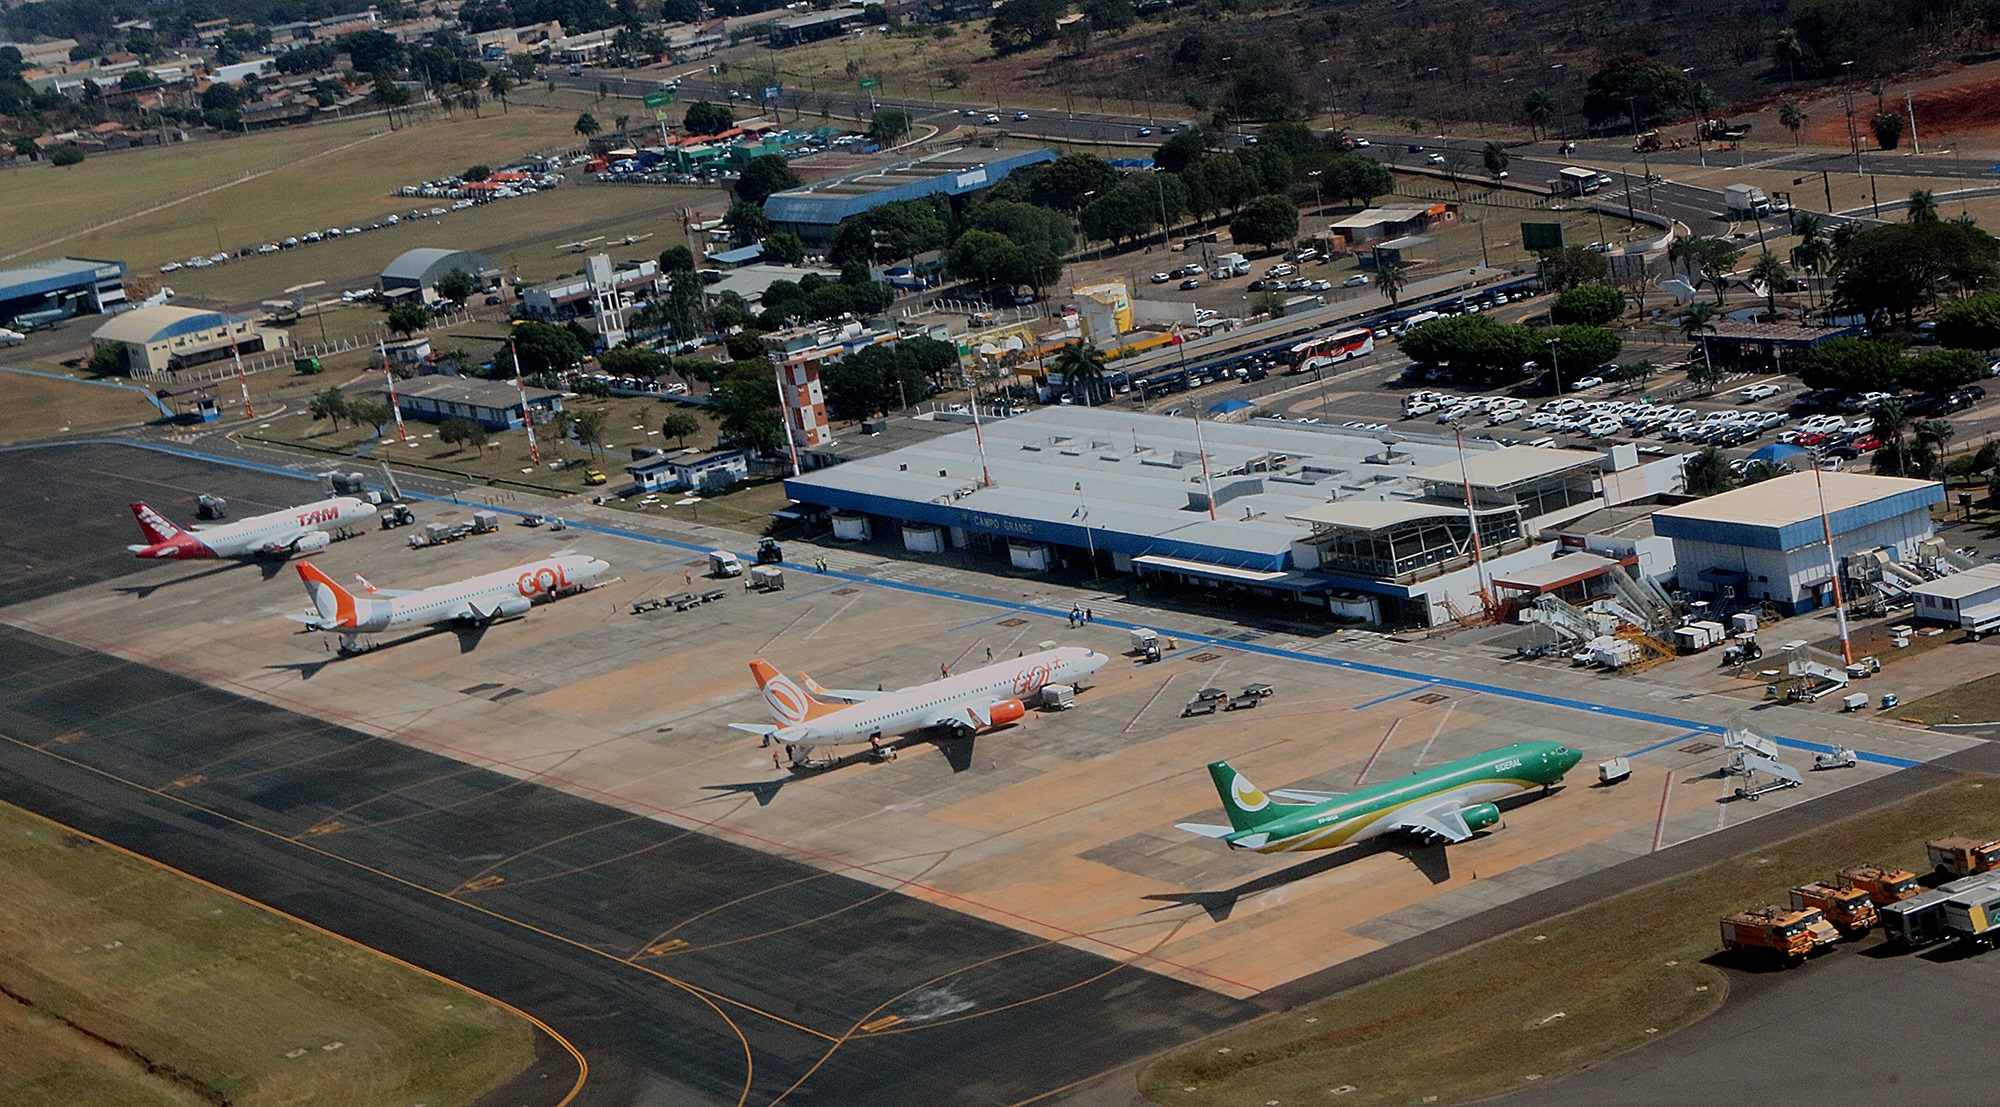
[151,307,491,385]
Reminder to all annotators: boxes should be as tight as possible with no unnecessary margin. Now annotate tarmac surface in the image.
[6,440,1995,1107]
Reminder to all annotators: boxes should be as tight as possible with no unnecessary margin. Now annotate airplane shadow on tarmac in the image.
[700,735,985,807]
[114,559,284,598]
[265,622,492,680]
[1142,840,1457,922]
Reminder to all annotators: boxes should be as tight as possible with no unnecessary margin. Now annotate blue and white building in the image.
[0,256,126,329]
[1654,471,1943,614]
[763,147,1057,241]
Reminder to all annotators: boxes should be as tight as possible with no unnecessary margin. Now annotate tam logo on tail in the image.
[131,502,185,544]
[750,659,841,726]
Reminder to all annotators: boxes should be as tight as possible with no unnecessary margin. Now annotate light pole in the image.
[1841,61,1860,173]
[1308,169,1323,216]
[1544,336,1563,395]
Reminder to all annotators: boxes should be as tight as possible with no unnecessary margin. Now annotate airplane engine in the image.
[1460,803,1501,833]
[292,531,332,553]
[985,698,1026,728]
[490,595,532,619]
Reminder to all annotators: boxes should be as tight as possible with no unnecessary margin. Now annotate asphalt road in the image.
[0,443,1256,1107]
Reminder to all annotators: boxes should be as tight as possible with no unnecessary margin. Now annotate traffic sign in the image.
[643,90,672,109]
[762,85,782,100]
[859,77,881,90]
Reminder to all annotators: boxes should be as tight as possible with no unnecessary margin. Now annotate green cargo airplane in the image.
[1178,741,1584,854]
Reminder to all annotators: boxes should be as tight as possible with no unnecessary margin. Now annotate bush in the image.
[48,143,84,166]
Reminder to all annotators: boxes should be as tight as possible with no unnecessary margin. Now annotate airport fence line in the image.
[156,307,493,384]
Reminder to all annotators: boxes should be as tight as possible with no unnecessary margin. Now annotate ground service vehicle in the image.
[1838,864,1922,906]
[1720,905,1838,963]
[1928,836,2000,878]
[1789,882,1878,934]
[1942,883,2000,946]
[1550,166,1600,196]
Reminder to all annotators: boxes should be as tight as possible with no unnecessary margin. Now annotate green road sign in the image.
[859,77,881,91]
[655,110,669,122]
[643,90,672,109]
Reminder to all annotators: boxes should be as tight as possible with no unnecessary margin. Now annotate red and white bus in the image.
[1289,327,1375,375]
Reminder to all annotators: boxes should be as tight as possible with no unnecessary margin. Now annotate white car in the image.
[983,114,1000,124]
[1426,153,1447,164]
[1150,272,1171,284]
[1570,375,1605,391]
[1489,409,1520,425]
[1738,384,1780,402]
[1014,110,1029,121]
[1342,274,1371,287]
[1267,263,1298,278]
[159,261,182,272]
[1403,401,1438,418]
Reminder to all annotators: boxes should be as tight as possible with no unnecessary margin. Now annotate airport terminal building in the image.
[783,408,1682,627]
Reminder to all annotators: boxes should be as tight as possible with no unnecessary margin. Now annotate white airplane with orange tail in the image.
[127,497,376,560]
[290,554,610,639]
[732,647,1108,765]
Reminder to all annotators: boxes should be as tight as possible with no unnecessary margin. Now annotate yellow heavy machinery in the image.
[1837,864,1922,906]
[1927,837,2000,878]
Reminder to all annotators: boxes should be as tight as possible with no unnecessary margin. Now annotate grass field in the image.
[1887,670,2000,724]
[1142,775,2000,1107]
[4,104,717,303]
[0,371,160,442]
[0,801,534,1107]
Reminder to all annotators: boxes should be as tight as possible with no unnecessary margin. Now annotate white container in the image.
[1130,628,1159,653]
[1598,757,1631,785]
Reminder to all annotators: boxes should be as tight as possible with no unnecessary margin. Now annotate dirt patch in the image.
[1804,70,2000,147]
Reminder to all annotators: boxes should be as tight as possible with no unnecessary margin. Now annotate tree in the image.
[1082,0,1135,32]
[1774,27,1807,80]
[683,101,733,135]
[1914,417,1957,479]
[501,321,586,376]
[1672,236,1741,302]
[570,408,609,457]
[660,410,702,448]
[349,399,393,435]
[1901,349,1986,393]
[487,71,512,112]
[868,109,912,145]
[1778,101,1807,144]
[1935,293,2000,351]
[1522,88,1555,140]
[1153,131,1208,174]
[735,154,800,205]
[662,0,702,20]
[1481,142,1509,179]
[761,230,807,267]
[1229,194,1299,250]
[723,200,770,247]
[1025,154,1117,214]
[939,66,968,90]
[1683,445,1734,496]
[438,415,481,452]
[385,303,430,336]
[1318,154,1393,206]
[709,361,784,453]
[1050,340,1109,404]
[830,198,951,265]
[1548,323,1622,369]
[989,0,1066,54]
[1749,251,1789,321]
[310,387,351,429]
[1538,246,1608,292]
[1871,111,1904,150]
[48,144,84,166]
[574,112,601,139]
[1582,55,1693,128]
[435,267,476,305]
[1907,188,1939,224]
[1832,221,2000,327]
[1680,301,1717,343]
[1550,284,1623,326]
[1797,337,1901,391]
[1377,264,1408,305]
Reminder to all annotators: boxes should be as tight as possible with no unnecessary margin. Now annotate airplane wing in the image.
[1268,788,1346,804]
[729,723,778,737]
[801,675,886,704]
[249,528,311,553]
[920,696,1023,735]
[1384,803,1475,844]
[353,575,415,598]
[1174,823,1237,839]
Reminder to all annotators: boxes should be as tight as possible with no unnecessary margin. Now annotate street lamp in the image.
[1308,169,1324,215]
[1544,336,1563,395]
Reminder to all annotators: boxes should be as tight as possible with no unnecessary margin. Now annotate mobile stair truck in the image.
[1789,882,1878,935]
[1720,904,1840,965]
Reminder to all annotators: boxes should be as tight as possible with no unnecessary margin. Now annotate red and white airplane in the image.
[127,497,377,560]
[734,646,1108,764]
[291,554,611,639]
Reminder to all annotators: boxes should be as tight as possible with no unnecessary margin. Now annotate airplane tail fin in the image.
[130,502,185,546]
[1207,761,1289,833]
[296,561,358,627]
[750,658,841,726]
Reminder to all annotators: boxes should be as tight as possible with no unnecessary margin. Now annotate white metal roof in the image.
[1410,445,1602,489]
[1654,472,1938,529]
[1909,564,2000,602]
[1285,499,1463,530]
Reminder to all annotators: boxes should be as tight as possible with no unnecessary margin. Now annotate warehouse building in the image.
[783,407,1672,627]
[378,248,502,304]
[762,147,1057,240]
[91,305,287,376]
[0,256,127,329]
[1653,472,1942,615]
[385,375,562,430]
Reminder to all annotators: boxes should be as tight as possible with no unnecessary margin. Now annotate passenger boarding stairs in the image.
[1603,564,1677,633]
[1529,595,1615,644]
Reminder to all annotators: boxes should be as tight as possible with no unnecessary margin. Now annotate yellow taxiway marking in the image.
[637,938,690,959]
[168,774,207,789]
[302,820,343,836]
[460,875,506,892]
[859,1015,902,1033]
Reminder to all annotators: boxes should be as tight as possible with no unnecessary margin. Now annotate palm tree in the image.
[1872,398,1909,476]
[1749,251,1789,321]
[615,113,631,136]
[487,71,512,112]
[1377,263,1408,305]
[1774,29,1806,81]
[1051,340,1109,405]
[1680,301,1717,341]
[1522,89,1555,141]
[1778,101,1807,144]
[1908,188,1939,223]
[1482,141,1509,179]
[574,112,600,139]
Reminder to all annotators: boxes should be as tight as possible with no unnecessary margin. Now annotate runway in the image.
[0,619,1251,1105]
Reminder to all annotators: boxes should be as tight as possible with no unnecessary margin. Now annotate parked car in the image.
[1150,272,1172,284]
[1180,277,1201,290]
[1342,274,1371,287]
